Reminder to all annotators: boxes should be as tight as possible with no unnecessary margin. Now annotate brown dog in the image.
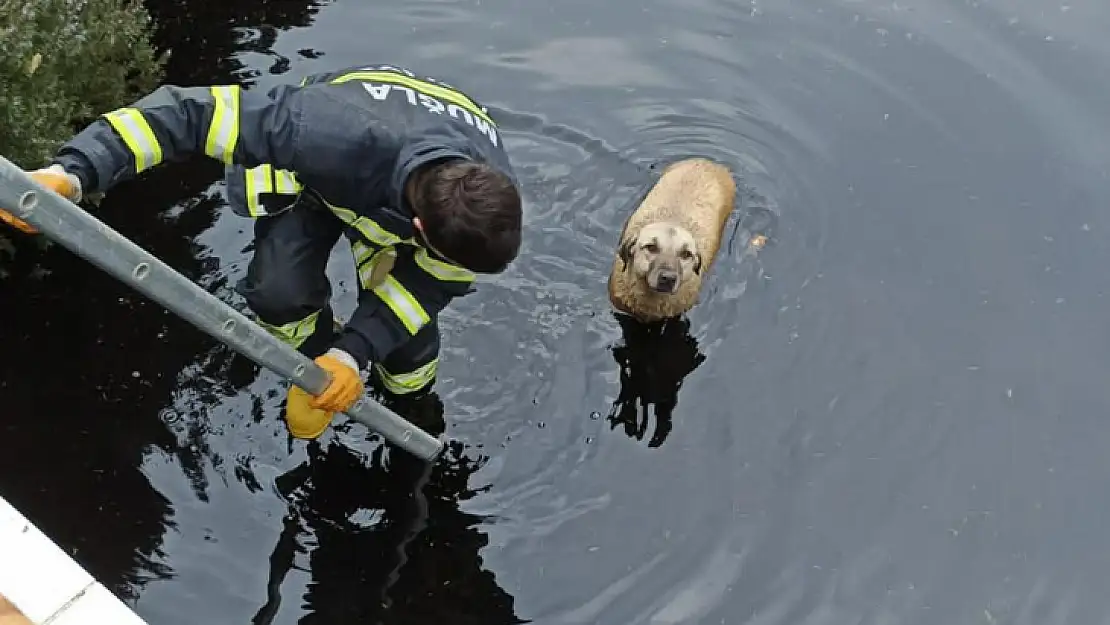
[608,158,736,322]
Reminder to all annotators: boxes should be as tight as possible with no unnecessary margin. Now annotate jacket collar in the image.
[390,140,471,219]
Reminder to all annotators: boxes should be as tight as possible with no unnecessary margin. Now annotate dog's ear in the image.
[693,252,703,275]
[618,235,637,270]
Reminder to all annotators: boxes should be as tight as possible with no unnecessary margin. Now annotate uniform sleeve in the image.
[51,83,309,195]
[331,247,477,368]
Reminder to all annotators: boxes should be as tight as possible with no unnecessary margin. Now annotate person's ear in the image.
[413,217,424,233]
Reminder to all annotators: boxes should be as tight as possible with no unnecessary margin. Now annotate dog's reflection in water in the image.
[606,312,706,448]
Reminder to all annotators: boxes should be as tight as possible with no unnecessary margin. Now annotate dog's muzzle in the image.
[652,270,679,293]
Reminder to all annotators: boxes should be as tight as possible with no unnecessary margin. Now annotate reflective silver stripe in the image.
[204,85,240,164]
[350,241,375,266]
[358,262,374,286]
[374,358,438,394]
[352,216,403,248]
[323,202,404,248]
[103,108,163,173]
[413,246,474,282]
[328,203,358,224]
[255,310,320,348]
[373,275,429,334]
[244,164,273,217]
[357,248,397,291]
[273,168,300,193]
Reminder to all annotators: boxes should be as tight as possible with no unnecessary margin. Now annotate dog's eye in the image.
[644,242,660,253]
[679,249,693,260]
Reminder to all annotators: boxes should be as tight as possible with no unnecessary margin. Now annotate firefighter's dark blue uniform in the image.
[51,63,517,396]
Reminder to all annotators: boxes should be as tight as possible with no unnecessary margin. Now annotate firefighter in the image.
[0,63,523,440]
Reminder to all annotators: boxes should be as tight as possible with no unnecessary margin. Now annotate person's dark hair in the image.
[408,159,523,274]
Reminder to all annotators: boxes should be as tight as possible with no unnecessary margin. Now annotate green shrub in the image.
[0,0,167,169]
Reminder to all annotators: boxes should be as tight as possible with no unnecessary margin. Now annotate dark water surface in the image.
[4,0,1110,623]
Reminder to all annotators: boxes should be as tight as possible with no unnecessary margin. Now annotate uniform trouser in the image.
[234,200,440,398]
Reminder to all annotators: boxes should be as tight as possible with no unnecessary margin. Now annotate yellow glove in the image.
[284,385,334,439]
[284,349,364,439]
[0,165,82,235]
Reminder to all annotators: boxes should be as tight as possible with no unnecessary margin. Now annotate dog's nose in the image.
[654,272,677,293]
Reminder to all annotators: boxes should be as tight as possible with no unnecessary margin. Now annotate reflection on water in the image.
[252,393,525,625]
[607,314,706,449]
[5,0,1110,623]
[145,0,334,86]
[0,145,240,598]
[0,0,336,607]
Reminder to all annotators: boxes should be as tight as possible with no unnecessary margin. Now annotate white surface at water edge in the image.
[0,495,148,624]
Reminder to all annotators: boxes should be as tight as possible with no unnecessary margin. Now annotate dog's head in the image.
[619,221,701,294]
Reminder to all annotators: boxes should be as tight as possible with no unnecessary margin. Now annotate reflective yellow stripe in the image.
[103,108,163,173]
[255,310,320,348]
[326,203,404,247]
[335,204,473,283]
[244,164,273,217]
[350,241,375,266]
[273,169,301,194]
[357,261,376,287]
[329,204,358,224]
[373,275,429,334]
[413,246,474,283]
[331,71,494,126]
[328,197,473,284]
[204,85,240,164]
[353,217,404,247]
[357,248,397,291]
[374,359,438,394]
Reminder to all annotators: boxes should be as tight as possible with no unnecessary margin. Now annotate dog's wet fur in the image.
[608,158,736,322]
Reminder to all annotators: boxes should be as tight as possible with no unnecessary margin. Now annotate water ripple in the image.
[28,0,1110,623]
